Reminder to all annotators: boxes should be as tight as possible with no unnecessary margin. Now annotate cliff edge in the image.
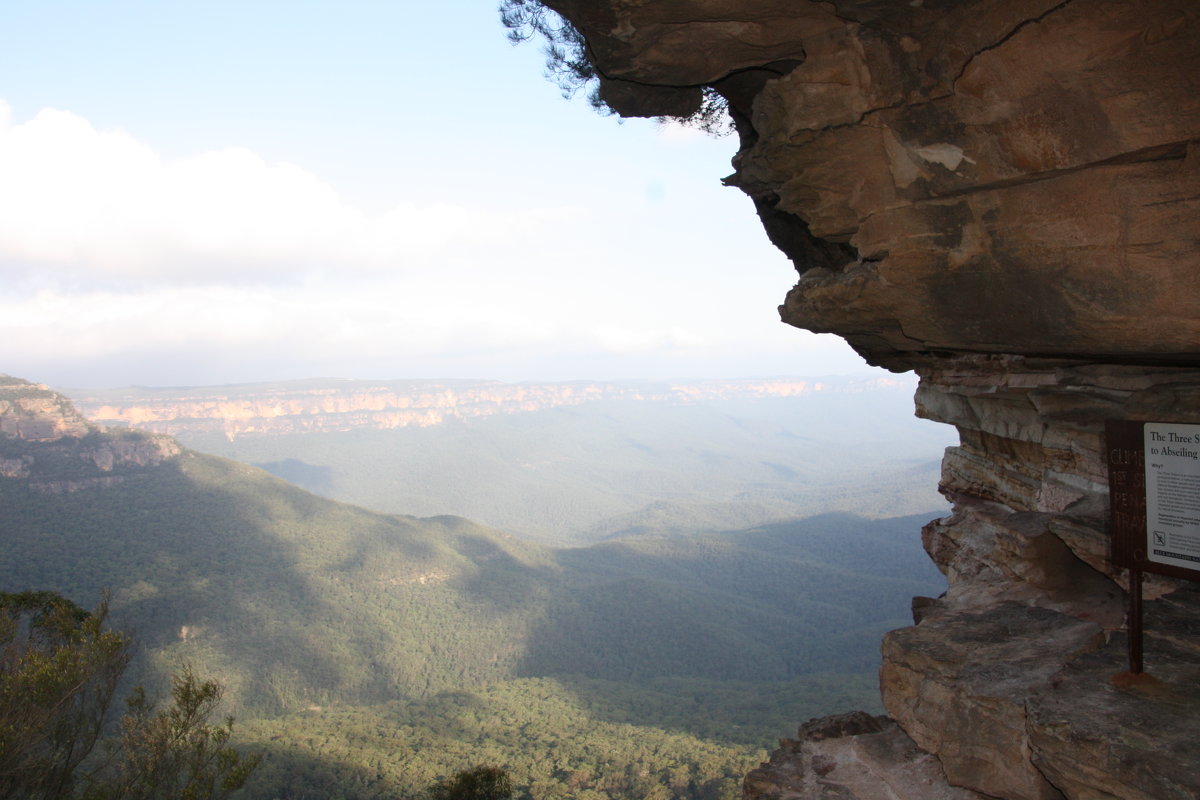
[0,375,180,492]
[531,2,1200,798]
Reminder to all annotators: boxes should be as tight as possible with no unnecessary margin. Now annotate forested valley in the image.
[2,376,950,799]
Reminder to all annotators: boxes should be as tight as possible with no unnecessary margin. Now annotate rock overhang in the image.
[539,0,1200,370]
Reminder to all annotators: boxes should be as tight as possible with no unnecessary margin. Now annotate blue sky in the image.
[0,0,870,387]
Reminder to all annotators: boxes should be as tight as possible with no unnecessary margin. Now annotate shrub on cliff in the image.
[0,591,128,799]
[0,591,260,800]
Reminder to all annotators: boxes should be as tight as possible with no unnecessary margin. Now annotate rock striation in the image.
[533,1,1200,798]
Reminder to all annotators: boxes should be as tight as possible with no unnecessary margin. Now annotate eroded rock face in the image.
[546,0,1199,369]
[881,602,1103,800]
[0,377,93,441]
[0,375,180,492]
[535,1,1200,798]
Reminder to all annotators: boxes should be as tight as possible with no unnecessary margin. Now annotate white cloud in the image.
[0,101,573,285]
[0,99,873,387]
[590,324,709,353]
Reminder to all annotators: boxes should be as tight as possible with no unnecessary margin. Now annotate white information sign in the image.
[1144,422,1200,571]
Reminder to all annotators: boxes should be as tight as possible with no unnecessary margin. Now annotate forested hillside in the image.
[2,448,548,711]
[234,675,880,800]
[1,442,938,711]
[2,376,946,799]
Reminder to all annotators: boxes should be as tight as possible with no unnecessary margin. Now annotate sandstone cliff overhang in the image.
[540,0,1199,372]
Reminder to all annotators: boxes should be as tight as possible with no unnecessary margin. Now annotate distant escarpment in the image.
[534,1,1200,798]
[67,376,899,440]
[63,375,948,546]
[0,375,180,492]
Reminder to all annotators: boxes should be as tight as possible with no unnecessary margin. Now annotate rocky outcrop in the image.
[0,375,180,492]
[1025,596,1200,800]
[67,376,900,439]
[0,375,93,441]
[530,1,1200,798]
[744,711,988,800]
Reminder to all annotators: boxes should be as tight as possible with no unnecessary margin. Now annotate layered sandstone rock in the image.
[534,1,1200,798]
[0,376,92,441]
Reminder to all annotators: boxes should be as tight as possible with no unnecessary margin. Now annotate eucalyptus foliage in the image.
[0,592,259,800]
[0,592,130,800]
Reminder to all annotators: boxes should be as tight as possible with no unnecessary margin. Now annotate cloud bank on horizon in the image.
[0,3,868,388]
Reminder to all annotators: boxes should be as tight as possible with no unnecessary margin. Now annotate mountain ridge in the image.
[65,375,909,440]
[0,374,181,491]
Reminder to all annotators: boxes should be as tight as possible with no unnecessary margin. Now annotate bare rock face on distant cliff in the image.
[0,375,180,491]
[535,1,1200,798]
[68,377,891,439]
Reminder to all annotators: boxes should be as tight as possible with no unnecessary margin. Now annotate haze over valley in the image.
[67,375,952,544]
[4,373,953,798]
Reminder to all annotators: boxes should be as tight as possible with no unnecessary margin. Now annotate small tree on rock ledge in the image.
[428,765,514,800]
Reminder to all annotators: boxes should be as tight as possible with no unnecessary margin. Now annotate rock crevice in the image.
[946,0,1079,91]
